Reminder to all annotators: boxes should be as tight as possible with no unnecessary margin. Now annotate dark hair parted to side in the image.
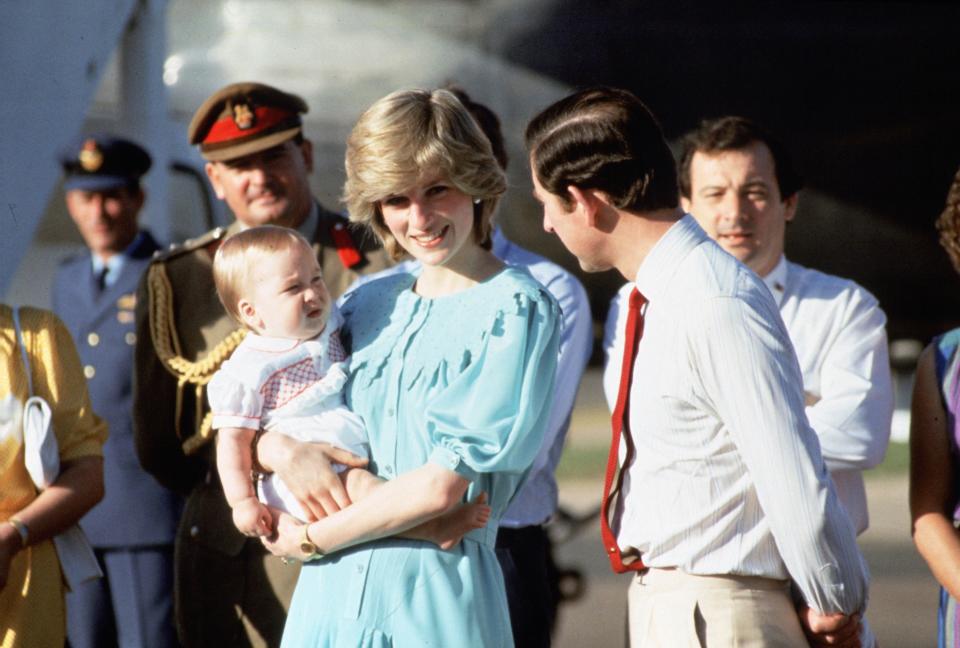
[678,116,804,201]
[936,166,960,274]
[525,86,678,213]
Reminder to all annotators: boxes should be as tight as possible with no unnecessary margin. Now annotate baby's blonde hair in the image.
[213,225,314,329]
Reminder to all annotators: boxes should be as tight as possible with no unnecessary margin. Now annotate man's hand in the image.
[258,432,368,520]
[799,606,862,647]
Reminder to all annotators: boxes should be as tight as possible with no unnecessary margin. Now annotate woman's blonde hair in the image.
[343,88,507,260]
[937,167,960,274]
[213,225,313,328]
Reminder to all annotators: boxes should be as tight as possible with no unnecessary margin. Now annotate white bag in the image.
[22,396,58,488]
[13,308,102,592]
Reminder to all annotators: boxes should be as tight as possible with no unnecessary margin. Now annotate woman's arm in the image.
[255,431,368,519]
[262,461,469,559]
[1,455,104,590]
[910,344,960,599]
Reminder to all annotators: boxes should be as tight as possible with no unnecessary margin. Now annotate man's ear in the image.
[298,138,314,174]
[567,185,604,227]
[205,162,226,200]
[783,192,799,223]
[237,299,260,331]
[680,196,692,213]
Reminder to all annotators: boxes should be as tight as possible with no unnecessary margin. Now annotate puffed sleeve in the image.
[26,308,107,461]
[208,361,263,431]
[426,289,561,482]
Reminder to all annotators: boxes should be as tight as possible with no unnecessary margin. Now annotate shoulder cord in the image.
[146,263,246,454]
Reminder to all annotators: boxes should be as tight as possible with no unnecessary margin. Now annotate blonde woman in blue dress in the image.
[257,88,561,647]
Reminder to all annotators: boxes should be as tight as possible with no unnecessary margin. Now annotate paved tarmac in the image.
[550,370,936,647]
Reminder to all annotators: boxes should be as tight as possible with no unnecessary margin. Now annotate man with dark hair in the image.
[133,82,389,648]
[527,88,869,646]
[55,134,181,648]
[605,116,893,538]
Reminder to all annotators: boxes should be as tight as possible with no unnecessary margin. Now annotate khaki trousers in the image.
[627,568,808,647]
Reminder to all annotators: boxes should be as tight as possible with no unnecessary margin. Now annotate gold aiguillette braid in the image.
[147,263,246,454]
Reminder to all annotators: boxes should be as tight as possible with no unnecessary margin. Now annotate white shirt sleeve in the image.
[804,294,893,472]
[689,293,869,615]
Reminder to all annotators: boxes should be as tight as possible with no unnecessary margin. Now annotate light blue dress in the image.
[281,266,561,647]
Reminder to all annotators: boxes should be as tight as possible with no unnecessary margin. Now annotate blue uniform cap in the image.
[61,134,152,192]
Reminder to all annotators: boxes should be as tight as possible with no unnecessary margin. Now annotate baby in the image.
[208,225,487,544]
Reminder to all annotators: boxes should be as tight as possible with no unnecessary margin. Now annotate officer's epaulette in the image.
[151,226,228,263]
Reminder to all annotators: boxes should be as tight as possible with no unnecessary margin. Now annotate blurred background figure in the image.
[54,134,181,648]
[606,115,894,536]
[0,305,107,648]
[910,167,960,648]
[132,82,388,648]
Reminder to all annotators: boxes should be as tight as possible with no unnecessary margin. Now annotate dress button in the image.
[387,408,395,416]
[383,465,392,475]
[87,332,99,347]
[190,526,200,538]
[83,365,96,379]
[125,332,136,346]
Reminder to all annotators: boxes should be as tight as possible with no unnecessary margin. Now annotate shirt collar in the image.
[91,231,146,287]
[762,255,788,307]
[634,214,710,301]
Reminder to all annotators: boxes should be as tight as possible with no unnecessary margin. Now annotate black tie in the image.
[96,266,109,292]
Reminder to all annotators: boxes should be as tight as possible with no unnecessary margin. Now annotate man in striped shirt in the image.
[526,87,869,647]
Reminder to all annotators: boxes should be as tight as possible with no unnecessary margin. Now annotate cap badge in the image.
[78,139,104,172]
[233,102,256,130]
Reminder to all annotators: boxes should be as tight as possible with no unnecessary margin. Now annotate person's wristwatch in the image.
[300,524,323,561]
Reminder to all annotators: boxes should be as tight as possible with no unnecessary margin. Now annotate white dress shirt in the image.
[603,255,892,534]
[346,227,593,527]
[609,215,867,615]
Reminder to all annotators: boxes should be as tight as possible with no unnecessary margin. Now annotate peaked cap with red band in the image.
[188,82,309,162]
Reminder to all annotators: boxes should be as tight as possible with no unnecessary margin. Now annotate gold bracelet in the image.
[300,523,323,561]
[6,517,29,548]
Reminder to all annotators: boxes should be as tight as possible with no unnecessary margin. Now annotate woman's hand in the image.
[257,432,368,519]
[260,510,307,561]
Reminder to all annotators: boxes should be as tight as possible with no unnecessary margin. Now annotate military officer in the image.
[132,82,390,648]
[54,134,181,648]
